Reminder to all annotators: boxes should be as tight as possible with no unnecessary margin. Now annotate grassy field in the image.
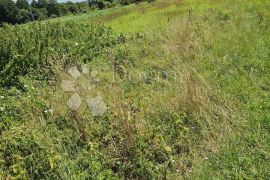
[0,0,270,179]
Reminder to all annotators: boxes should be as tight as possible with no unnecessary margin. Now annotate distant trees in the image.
[0,0,89,26]
[88,0,96,7]
[16,0,29,9]
[120,0,150,5]
[0,0,154,26]
[94,0,154,9]
[32,8,48,20]
[0,0,18,26]
[37,0,49,8]
[17,9,32,23]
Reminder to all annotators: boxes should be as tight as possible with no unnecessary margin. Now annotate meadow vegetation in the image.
[0,0,270,179]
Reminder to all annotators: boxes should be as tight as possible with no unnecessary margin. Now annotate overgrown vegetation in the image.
[0,0,269,179]
[0,22,119,88]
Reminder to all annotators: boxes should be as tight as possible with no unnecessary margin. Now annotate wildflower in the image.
[0,107,5,111]
[44,109,53,114]
[0,96,4,99]
[75,42,79,46]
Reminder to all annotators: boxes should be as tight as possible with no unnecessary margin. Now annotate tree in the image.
[87,0,96,7]
[32,8,48,20]
[16,9,32,23]
[59,4,69,15]
[37,0,49,8]
[0,0,19,25]
[66,2,79,14]
[97,0,105,9]
[31,0,39,8]
[16,0,29,9]
[47,3,62,17]
[48,0,57,4]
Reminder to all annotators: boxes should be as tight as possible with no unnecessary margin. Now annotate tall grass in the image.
[0,0,270,179]
[0,22,118,88]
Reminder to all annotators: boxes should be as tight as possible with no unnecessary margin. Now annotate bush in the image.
[59,4,69,15]
[104,1,112,8]
[16,9,32,24]
[32,8,48,20]
[67,4,79,14]
[111,1,118,7]
[47,4,62,17]
[76,2,89,13]
[97,0,105,9]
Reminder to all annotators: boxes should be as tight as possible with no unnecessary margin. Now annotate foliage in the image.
[0,22,118,88]
[16,9,32,24]
[0,0,19,25]
[16,0,29,9]
[0,0,270,179]
[0,0,154,26]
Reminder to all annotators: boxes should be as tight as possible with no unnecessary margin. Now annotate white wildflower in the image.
[44,109,53,114]
[0,96,4,99]
[0,107,5,111]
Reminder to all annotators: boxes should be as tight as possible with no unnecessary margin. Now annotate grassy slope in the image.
[0,0,270,179]
[100,0,270,177]
[111,0,270,178]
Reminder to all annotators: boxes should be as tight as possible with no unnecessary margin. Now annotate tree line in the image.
[0,0,154,26]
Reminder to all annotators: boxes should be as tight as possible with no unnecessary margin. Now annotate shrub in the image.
[16,9,32,24]
[32,7,48,20]
[104,1,112,8]
[97,0,105,9]
[67,4,79,14]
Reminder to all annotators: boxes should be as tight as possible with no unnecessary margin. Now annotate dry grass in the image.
[97,8,134,23]
[155,0,182,9]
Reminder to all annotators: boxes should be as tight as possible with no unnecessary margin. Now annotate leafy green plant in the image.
[0,22,117,88]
